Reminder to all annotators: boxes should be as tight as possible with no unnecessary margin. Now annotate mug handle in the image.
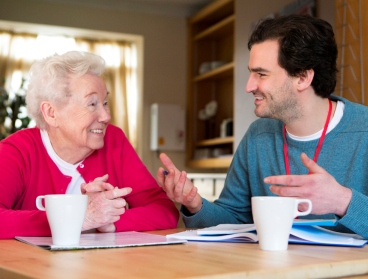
[36,196,46,211]
[295,199,312,217]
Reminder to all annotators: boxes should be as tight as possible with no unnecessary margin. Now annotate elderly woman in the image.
[0,51,179,239]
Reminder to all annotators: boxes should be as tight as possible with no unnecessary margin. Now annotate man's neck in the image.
[285,97,336,137]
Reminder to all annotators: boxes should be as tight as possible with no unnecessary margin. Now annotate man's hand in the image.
[156,153,202,214]
[265,153,352,216]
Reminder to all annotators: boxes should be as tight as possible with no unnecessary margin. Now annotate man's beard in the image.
[255,79,302,123]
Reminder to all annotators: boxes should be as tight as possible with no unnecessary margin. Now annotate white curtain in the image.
[0,31,138,149]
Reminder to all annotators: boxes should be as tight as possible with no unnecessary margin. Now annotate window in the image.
[0,22,142,150]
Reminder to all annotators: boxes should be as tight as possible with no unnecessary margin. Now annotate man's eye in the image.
[258,73,266,77]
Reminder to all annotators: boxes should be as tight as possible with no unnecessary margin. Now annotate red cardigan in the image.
[0,125,179,239]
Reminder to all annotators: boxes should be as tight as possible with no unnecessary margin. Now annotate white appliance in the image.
[150,103,185,151]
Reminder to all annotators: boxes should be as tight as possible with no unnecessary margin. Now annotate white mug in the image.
[251,196,312,251]
[36,194,88,246]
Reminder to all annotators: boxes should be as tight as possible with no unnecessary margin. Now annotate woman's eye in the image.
[89,102,97,107]
[104,101,108,106]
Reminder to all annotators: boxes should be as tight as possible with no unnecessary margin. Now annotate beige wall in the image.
[0,0,335,175]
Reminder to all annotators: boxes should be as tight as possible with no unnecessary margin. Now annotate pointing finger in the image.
[159,153,179,173]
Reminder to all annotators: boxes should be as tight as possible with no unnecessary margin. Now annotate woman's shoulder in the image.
[103,124,132,149]
[1,128,41,145]
[0,128,43,157]
[105,124,126,138]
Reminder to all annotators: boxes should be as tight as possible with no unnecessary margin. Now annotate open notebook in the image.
[166,219,368,248]
[16,231,187,251]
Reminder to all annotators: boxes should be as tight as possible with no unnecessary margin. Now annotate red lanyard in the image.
[283,99,332,175]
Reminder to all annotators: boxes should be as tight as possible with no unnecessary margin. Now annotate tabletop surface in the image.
[1,229,368,279]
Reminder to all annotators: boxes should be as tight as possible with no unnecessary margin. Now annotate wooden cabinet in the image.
[186,0,235,169]
[335,0,368,105]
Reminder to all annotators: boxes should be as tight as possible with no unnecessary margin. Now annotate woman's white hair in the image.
[26,51,106,129]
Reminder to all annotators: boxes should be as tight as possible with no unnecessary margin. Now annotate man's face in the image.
[246,40,301,123]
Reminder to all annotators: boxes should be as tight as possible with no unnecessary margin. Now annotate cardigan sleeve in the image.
[0,138,51,239]
[79,126,179,232]
[113,135,179,231]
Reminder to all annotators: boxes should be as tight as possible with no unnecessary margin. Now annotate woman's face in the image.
[53,74,111,162]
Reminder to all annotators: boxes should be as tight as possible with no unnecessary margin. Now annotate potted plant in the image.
[0,78,31,140]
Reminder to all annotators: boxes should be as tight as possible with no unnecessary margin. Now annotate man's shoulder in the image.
[332,95,368,111]
[335,96,368,123]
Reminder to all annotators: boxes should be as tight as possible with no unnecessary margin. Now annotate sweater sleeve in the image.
[182,132,254,228]
[337,189,368,238]
[0,138,51,239]
[111,133,179,231]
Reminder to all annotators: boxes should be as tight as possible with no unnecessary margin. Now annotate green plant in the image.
[0,78,31,140]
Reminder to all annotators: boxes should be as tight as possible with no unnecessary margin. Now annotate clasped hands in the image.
[80,174,131,233]
[157,152,352,217]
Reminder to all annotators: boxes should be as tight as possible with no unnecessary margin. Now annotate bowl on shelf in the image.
[199,62,211,74]
[210,61,226,70]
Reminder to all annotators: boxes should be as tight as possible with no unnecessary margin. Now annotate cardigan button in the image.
[79,163,84,168]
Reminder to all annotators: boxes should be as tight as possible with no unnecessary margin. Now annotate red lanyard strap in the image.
[283,99,332,175]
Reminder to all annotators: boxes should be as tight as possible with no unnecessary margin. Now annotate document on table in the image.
[166,219,368,248]
[15,231,187,251]
[194,219,336,235]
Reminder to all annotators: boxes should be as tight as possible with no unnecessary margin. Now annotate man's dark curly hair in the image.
[248,14,338,98]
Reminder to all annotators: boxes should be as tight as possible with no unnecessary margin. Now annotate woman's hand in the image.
[156,153,202,214]
[80,174,132,232]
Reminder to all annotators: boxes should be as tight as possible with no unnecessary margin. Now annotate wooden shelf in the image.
[190,0,234,24]
[196,136,234,147]
[187,156,233,169]
[186,0,234,170]
[193,62,234,82]
[194,14,235,41]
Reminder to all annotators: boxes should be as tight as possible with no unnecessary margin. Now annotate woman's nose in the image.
[99,106,111,123]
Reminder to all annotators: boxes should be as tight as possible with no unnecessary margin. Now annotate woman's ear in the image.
[40,102,58,127]
[297,69,314,91]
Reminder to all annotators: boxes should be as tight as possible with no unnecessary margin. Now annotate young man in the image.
[157,14,368,238]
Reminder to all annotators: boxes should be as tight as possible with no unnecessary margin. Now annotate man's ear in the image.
[40,101,58,127]
[297,69,314,91]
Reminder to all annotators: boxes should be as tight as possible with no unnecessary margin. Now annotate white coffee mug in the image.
[36,194,88,246]
[251,196,312,251]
